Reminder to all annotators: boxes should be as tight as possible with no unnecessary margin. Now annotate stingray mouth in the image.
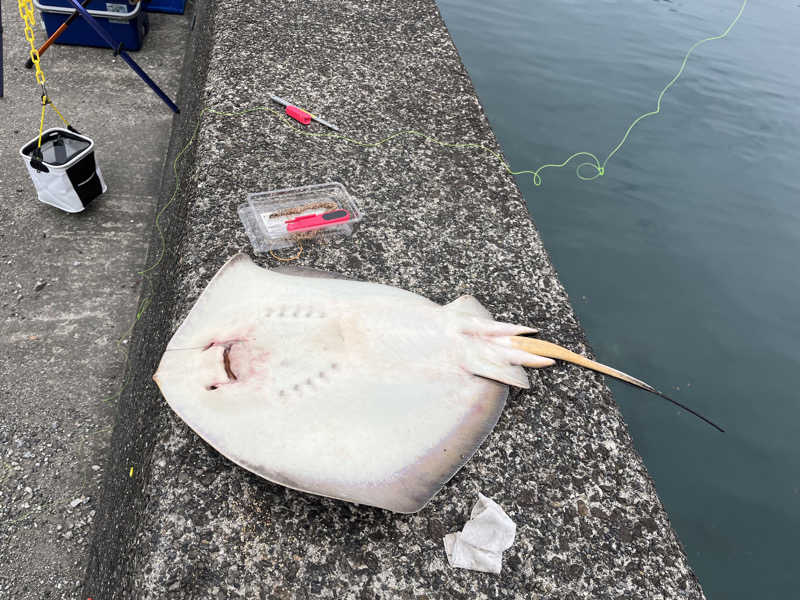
[222,345,238,381]
[203,342,239,390]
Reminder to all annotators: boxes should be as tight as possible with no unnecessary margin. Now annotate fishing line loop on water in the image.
[517,0,747,185]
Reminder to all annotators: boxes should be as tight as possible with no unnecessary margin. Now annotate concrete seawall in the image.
[84,1,705,598]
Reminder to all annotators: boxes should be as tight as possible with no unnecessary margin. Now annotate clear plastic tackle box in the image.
[238,182,364,253]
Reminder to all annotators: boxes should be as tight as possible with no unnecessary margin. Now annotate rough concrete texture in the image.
[0,2,190,598]
[85,0,705,598]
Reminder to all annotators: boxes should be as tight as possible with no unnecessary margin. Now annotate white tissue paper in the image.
[443,493,516,574]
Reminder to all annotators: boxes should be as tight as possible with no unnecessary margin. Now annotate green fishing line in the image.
[520,0,748,185]
[105,0,747,402]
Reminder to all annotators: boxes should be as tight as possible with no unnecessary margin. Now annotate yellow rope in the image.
[47,99,72,129]
[38,97,47,147]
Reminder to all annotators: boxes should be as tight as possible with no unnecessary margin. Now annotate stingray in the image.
[153,253,721,513]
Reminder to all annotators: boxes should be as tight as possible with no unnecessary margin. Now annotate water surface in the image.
[437,1,800,597]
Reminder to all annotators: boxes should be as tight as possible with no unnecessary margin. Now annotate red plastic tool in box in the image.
[285,209,351,232]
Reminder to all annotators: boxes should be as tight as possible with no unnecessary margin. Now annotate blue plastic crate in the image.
[35,0,149,51]
[144,0,185,14]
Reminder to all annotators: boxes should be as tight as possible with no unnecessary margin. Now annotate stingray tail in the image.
[510,336,724,433]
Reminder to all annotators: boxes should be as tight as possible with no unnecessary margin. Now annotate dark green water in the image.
[437,0,799,597]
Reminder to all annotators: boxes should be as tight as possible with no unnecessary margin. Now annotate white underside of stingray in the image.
[154,253,719,513]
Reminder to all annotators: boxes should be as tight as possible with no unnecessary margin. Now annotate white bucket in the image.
[19,127,107,213]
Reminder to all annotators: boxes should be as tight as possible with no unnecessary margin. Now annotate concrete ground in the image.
[0,2,190,597]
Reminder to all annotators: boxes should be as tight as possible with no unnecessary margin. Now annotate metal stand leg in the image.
[65,0,179,113]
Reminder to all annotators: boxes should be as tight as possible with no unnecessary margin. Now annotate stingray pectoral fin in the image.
[510,336,725,432]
